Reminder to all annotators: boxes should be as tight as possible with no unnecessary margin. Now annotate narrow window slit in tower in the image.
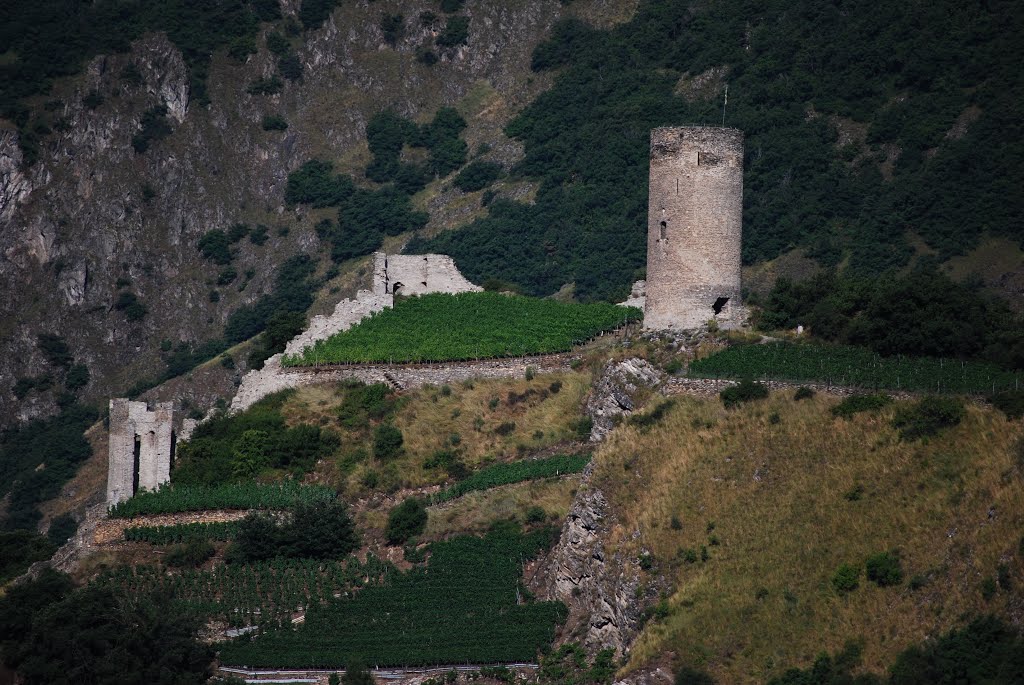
[712,297,729,315]
[132,435,141,493]
[676,178,679,194]
[660,221,667,240]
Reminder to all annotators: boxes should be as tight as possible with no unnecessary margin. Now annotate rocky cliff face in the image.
[531,358,666,659]
[0,0,631,427]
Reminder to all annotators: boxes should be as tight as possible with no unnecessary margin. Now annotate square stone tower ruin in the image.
[106,399,181,506]
[644,126,745,330]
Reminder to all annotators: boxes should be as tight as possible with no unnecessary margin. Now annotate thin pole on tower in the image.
[722,83,729,127]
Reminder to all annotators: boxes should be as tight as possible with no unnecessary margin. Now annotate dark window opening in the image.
[132,435,141,494]
[392,282,405,296]
[170,430,177,465]
[712,297,729,315]
[421,281,427,287]
[676,178,679,194]
[659,221,667,240]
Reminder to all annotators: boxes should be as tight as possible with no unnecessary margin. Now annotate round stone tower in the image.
[644,126,745,330]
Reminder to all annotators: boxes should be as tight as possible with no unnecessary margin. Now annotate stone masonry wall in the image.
[106,399,180,506]
[372,252,482,297]
[230,254,483,414]
[645,127,745,330]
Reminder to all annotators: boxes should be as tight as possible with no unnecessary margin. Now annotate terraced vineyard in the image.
[690,342,1022,394]
[432,453,590,504]
[92,556,395,627]
[108,482,335,518]
[124,521,240,544]
[283,292,641,365]
[219,526,565,667]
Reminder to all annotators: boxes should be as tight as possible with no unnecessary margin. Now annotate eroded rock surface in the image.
[586,357,664,441]
[539,463,647,659]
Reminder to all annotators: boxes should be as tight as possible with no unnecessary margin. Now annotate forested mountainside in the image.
[2,0,1023,431]
[0,0,630,429]
[1,3,1023,683]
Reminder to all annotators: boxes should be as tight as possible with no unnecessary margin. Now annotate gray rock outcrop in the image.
[540,463,647,659]
[586,357,664,441]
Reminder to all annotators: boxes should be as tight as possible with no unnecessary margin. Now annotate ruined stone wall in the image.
[231,354,576,413]
[230,253,482,413]
[372,252,482,297]
[644,127,745,330]
[106,399,180,506]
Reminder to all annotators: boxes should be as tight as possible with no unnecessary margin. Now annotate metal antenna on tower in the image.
[722,83,729,126]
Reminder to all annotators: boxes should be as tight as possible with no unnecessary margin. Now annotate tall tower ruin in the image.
[644,126,745,330]
[106,399,181,506]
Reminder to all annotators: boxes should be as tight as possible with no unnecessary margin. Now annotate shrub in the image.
[453,160,502,192]
[278,54,303,81]
[217,267,238,285]
[892,395,965,440]
[720,379,769,408]
[990,389,1024,419]
[525,365,536,381]
[674,666,715,685]
[261,114,288,131]
[628,400,676,430]
[166,539,215,568]
[247,75,284,95]
[794,386,815,401]
[572,416,593,439]
[249,225,269,246]
[380,13,404,44]
[831,563,860,594]
[114,291,148,321]
[266,31,290,56]
[865,550,903,586]
[385,497,427,545]
[373,423,404,460]
[64,363,90,391]
[46,513,77,546]
[131,105,172,153]
[416,47,439,65]
[436,16,469,47]
[525,506,547,524]
[198,229,232,265]
[494,421,516,436]
[440,0,464,12]
[664,358,683,375]
[37,333,73,368]
[830,394,893,419]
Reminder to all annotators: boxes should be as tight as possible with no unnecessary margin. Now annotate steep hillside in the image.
[414,0,1024,299]
[0,0,630,427]
[590,389,1023,682]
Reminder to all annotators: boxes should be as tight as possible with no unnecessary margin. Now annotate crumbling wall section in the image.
[372,252,482,297]
[644,127,746,330]
[106,399,180,506]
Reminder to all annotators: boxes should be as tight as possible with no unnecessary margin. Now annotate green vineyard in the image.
[92,555,395,627]
[432,453,590,504]
[124,521,240,545]
[283,292,641,365]
[108,482,335,518]
[219,526,566,668]
[689,342,1022,394]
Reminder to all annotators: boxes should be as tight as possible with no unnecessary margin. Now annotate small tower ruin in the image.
[644,126,745,330]
[106,399,182,507]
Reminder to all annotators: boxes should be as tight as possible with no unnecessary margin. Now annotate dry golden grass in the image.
[278,372,590,498]
[425,477,580,540]
[593,391,1024,683]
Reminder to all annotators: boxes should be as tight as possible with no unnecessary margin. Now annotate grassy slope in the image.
[275,373,590,495]
[592,392,1023,682]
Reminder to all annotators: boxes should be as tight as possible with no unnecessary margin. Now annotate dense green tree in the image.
[385,497,427,545]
